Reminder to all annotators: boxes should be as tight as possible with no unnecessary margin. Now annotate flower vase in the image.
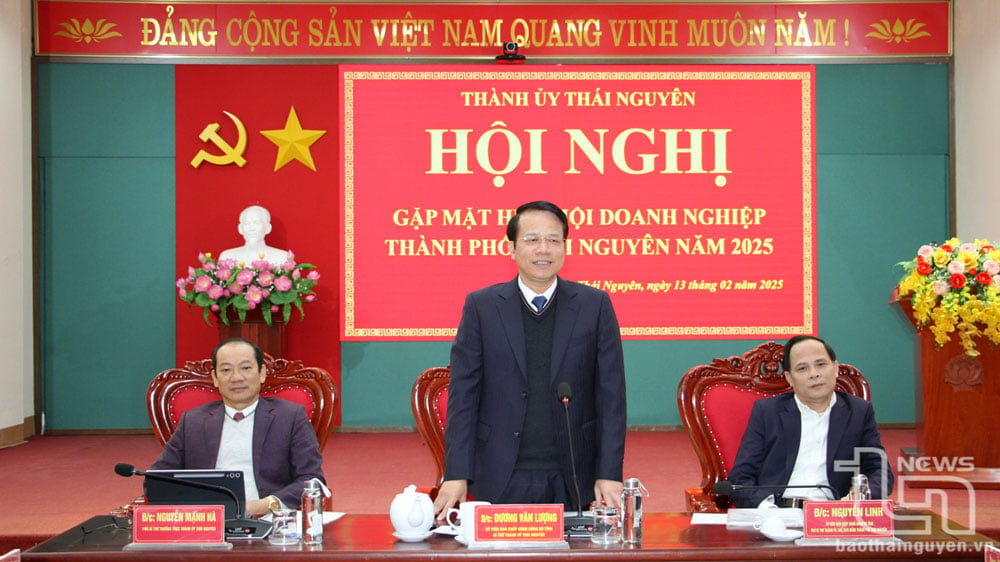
[215,308,286,359]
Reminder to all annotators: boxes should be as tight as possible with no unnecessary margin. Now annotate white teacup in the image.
[445,501,490,544]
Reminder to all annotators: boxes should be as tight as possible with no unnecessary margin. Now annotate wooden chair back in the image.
[410,366,450,490]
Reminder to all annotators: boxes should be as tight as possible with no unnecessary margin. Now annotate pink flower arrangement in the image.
[177,251,320,326]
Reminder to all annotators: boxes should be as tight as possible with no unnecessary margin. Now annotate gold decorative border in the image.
[342,69,815,339]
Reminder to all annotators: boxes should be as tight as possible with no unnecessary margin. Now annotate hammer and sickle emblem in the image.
[190,111,248,168]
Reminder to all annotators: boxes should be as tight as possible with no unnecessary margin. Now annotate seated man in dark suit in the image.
[150,337,325,515]
[728,335,894,507]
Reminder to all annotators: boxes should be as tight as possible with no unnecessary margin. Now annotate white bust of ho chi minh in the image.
[218,205,290,266]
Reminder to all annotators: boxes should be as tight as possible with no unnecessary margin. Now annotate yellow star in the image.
[260,106,326,172]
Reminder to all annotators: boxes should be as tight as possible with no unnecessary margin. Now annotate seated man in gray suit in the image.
[151,337,325,515]
[728,335,894,507]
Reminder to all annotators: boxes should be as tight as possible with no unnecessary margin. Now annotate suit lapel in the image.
[779,396,802,479]
[204,402,224,463]
[496,280,528,381]
[253,398,274,467]
[827,393,848,469]
[549,278,578,382]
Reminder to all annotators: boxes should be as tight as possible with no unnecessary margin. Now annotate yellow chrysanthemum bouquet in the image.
[896,238,1000,356]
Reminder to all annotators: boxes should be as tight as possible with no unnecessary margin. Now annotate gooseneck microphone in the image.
[557,383,590,532]
[713,480,840,500]
[116,463,245,514]
[115,462,271,539]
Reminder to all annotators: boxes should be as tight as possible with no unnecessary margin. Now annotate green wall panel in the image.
[38,63,176,430]
[41,157,176,428]
[816,154,950,423]
[341,342,453,426]
[37,64,175,158]
[817,64,949,155]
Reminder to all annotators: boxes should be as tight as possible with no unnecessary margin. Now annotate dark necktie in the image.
[233,411,245,421]
[531,295,547,313]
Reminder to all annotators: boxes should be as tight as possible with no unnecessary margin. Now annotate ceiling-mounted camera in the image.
[496,41,526,64]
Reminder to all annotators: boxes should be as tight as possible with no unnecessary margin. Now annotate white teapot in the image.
[389,485,434,539]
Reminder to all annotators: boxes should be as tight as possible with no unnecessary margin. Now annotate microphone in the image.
[713,480,840,501]
[116,463,271,539]
[557,383,590,533]
[115,463,138,477]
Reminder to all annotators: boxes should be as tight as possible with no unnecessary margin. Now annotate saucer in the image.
[431,526,458,536]
[761,528,803,542]
[393,530,433,543]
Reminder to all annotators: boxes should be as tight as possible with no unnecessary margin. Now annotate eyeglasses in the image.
[520,236,565,247]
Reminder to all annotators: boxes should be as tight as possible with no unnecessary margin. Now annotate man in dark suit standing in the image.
[728,335,893,507]
[433,201,627,520]
[151,337,325,515]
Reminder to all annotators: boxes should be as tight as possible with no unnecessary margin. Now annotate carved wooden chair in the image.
[147,356,337,452]
[410,366,450,495]
[676,341,870,512]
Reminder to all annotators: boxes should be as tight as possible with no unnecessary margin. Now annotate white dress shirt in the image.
[784,393,837,500]
[517,277,556,313]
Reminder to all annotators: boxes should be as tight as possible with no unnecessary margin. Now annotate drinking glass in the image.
[268,509,300,546]
[591,505,621,545]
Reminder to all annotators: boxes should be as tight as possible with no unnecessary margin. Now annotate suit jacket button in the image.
[513,431,520,438]
[521,391,528,398]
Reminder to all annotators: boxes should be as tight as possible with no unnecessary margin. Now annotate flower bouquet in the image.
[177,252,319,327]
[896,238,1000,356]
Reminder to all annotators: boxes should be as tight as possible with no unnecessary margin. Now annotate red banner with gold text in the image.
[341,65,816,340]
[36,1,951,59]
